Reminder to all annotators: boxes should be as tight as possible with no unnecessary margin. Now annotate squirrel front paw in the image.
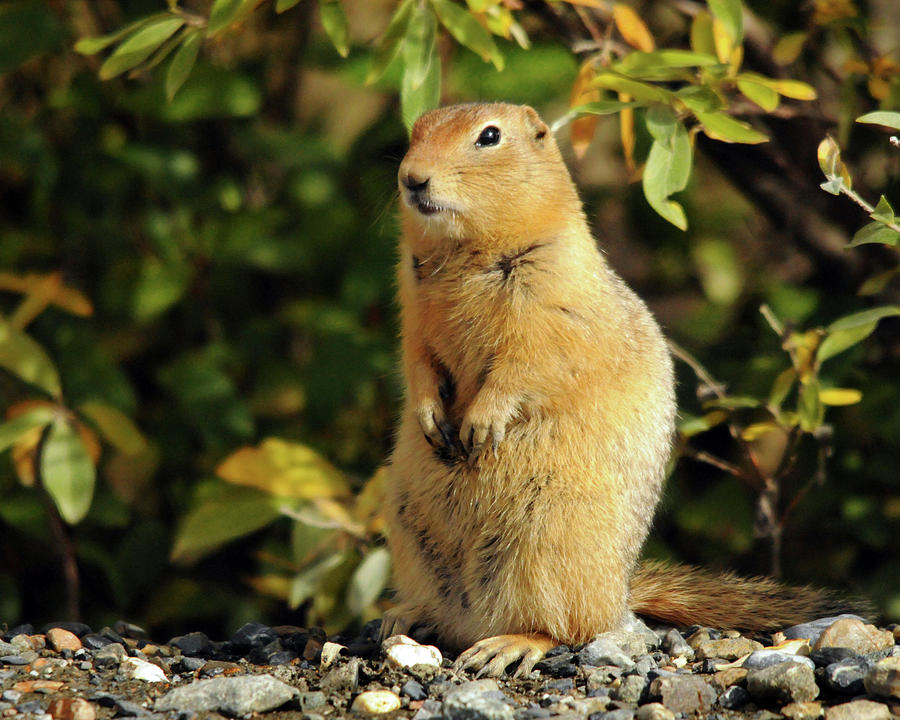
[459,395,516,459]
[416,398,460,453]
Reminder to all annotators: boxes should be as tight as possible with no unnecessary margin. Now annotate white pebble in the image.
[321,641,346,668]
[351,689,401,713]
[121,657,167,682]
[382,635,442,669]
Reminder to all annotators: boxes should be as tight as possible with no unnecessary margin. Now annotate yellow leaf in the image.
[770,79,817,100]
[612,4,655,52]
[817,136,852,189]
[740,421,781,441]
[712,18,733,64]
[245,573,292,601]
[570,60,600,159]
[819,388,862,406]
[772,32,807,65]
[619,96,636,174]
[217,437,349,500]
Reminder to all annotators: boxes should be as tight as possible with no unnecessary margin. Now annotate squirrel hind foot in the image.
[453,633,556,678]
[379,604,423,643]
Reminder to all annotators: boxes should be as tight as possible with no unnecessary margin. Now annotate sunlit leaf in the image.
[819,388,862,406]
[741,421,781,441]
[695,110,768,143]
[816,136,852,190]
[827,305,900,332]
[704,395,761,409]
[569,61,600,158]
[690,11,716,57]
[766,78,817,100]
[276,0,303,10]
[848,221,899,248]
[856,111,900,131]
[41,416,96,525]
[171,485,287,563]
[707,0,743,45]
[859,268,898,296]
[0,405,55,454]
[737,77,779,111]
[431,0,503,70]
[676,85,722,113]
[618,50,719,76]
[132,256,191,321]
[870,195,896,225]
[678,410,728,437]
[75,13,167,55]
[166,30,202,101]
[366,0,414,85]
[217,437,349,500]
[99,17,185,80]
[592,73,670,103]
[401,7,440,133]
[768,368,796,409]
[798,378,823,433]
[711,18,733,64]
[620,101,636,174]
[0,319,62,398]
[772,32,807,65]
[78,401,147,455]
[0,272,93,320]
[612,3,654,52]
[346,547,391,615]
[289,552,344,609]
[642,107,691,230]
[319,0,350,58]
[207,0,256,36]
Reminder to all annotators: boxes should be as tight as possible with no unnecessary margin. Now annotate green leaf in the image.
[798,378,823,433]
[319,0,350,58]
[78,401,147,455]
[166,30,203,101]
[820,178,844,195]
[736,77,779,111]
[345,547,391,615]
[132,256,191,321]
[41,417,96,525]
[768,368,796,409]
[848,221,899,248]
[689,11,716,57]
[707,0,743,44]
[856,111,900,131]
[828,305,900,332]
[0,319,62,398]
[75,13,167,55]
[99,17,185,80]
[431,0,503,70]
[592,73,671,103]
[695,110,768,143]
[276,0,303,11]
[618,49,720,76]
[207,0,256,36]
[0,406,55,454]
[676,85,723,113]
[677,410,728,437]
[819,388,862,406]
[550,100,643,133]
[870,195,896,225]
[289,552,345,608]
[366,0,414,84]
[642,108,692,230]
[171,485,287,563]
[817,306,900,362]
[403,1,437,91]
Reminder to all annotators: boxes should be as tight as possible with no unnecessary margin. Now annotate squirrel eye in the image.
[475,125,501,147]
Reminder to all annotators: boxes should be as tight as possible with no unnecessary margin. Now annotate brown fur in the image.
[381,103,852,672]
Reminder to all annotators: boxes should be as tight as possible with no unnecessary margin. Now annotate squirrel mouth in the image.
[404,190,454,217]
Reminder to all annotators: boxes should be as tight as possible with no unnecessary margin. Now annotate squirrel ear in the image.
[522,105,549,143]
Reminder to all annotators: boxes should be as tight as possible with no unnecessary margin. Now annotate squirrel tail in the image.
[629,560,870,632]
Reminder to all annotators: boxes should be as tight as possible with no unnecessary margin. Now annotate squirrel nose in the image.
[402,173,430,193]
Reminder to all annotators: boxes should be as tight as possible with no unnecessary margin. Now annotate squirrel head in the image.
[399,103,581,252]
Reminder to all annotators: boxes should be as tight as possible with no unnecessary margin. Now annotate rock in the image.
[299,691,327,710]
[443,680,514,720]
[634,702,674,720]
[11,634,43,652]
[746,661,819,705]
[578,638,636,670]
[647,674,716,714]
[119,657,167,682]
[586,666,622,692]
[824,657,871,694]
[594,708,635,720]
[248,638,294,665]
[534,653,578,677]
[413,699,443,720]
[13,680,64,693]
[710,667,749,691]
[864,656,900,700]
[154,674,298,715]
[112,622,148,641]
[633,656,657,676]
[824,699,891,720]
[782,616,865,644]
[814,619,894,655]
[694,637,763,660]
[402,679,428,701]
[47,698,95,720]
[168,631,212,657]
[782,701,824,720]
[46,628,82,653]
[383,635,442,669]
[810,647,860,667]
[230,622,278,651]
[320,641,346,667]
[351,690,401,713]
[744,649,815,670]
[92,643,126,669]
[40,622,91,638]
[0,642,15,657]
[660,630,693,661]
[719,685,750,709]
[544,677,574,693]
[321,657,360,693]
[80,634,114,651]
[611,675,645,704]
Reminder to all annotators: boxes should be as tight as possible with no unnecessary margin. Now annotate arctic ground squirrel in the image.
[381,102,852,677]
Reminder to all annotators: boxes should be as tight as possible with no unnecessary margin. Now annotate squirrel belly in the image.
[381,102,855,674]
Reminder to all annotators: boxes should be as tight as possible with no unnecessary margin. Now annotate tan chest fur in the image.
[384,103,676,650]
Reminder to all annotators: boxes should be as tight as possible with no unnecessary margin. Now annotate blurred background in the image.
[0,0,898,639]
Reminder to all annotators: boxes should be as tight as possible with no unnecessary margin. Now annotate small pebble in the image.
[813,618,894,655]
[401,679,428,701]
[824,657,871,694]
[351,690,401,714]
[864,656,900,700]
[719,685,750,709]
[647,674,716,714]
[47,697,95,720]
[782,616,865,645]
[383,635,442,669]
[744,649,815,670]
[782,701,824,720]
[578,638,635,670]
[443,680,513,720]
[634,702,674,720]
[694,637,763,660]
[746,661,819,705]
[824,699,891,720]
[46,629,82,653]
[660,630,693,661]
[120,657,167,682]
[320,641,345,667]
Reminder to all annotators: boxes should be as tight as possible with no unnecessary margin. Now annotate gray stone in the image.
[412,699,443,720]
[746,661,819,705]
[0,643,16,657]
[611,675,646,704]
[402,679,428,701]
[782,616,865,645]
[719,685,750,709]
[1,690,22,703]
[635,702,675,720]
[824,657,871,694]
[298,691,327,710]
[593,710,634,720]
[154,674,298,715]
[863,656,900,700]
[633,656,657,676]
[93,642,126,668]
[824,699,891,720]
[647,674,716,714]
[443,680,514,720]
[320,657,360,693]
[694,637,763,660]
[743,650,815,670]
[578,638,636,670]
[586,666,622,692]
[660,630,693,661]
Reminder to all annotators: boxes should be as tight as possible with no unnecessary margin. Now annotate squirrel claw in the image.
[453,633,554,678]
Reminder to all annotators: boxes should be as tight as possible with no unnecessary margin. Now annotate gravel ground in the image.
[2,615,899,720]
